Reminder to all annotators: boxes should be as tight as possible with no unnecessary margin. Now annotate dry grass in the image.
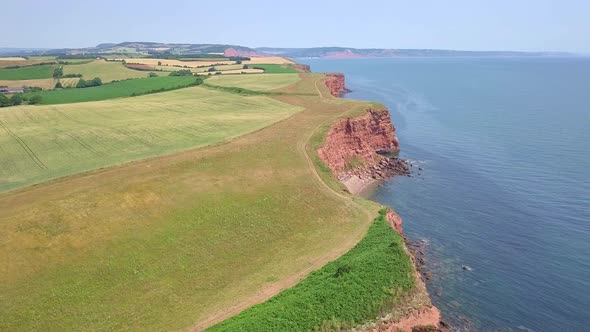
[0,74,381,331]
[0,86,301,192]
[122,58,234,68]
[63,60,150,82]
[0,77,79,89]
[206,73,301,91]
[245,57,294,64]
[195,69,264,75]
[0,57,27,61]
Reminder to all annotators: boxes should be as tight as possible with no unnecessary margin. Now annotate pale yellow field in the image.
[196,68,264,75]
[244,57,294,64]
[0,78,79,89]
[206,73,301,90]
[0,57,27,61]
[63,60,150,82]
[156,64,248,73]
[120,58,234,68]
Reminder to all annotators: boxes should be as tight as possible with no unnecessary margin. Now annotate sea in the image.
[301,57,590,331]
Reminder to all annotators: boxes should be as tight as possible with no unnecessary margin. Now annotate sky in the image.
[3,0,589,53]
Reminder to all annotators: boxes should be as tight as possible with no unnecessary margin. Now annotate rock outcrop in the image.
[317,74,441,331]
[317,108,407,195]
[291,63,311,72]
[324,73,351,97]
[385,208,403,234]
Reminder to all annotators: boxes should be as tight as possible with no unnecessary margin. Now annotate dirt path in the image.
[191,77,377,331]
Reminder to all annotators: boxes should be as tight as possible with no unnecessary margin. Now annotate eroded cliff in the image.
[317,108,408,194]
[317,77,441,331]
[324,73,352,97]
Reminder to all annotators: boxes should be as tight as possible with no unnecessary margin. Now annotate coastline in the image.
[317,73,442,331]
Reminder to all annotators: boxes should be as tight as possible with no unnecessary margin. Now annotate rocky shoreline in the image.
[316,74,443,331]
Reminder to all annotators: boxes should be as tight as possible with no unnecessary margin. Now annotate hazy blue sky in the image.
[3,0,589,53]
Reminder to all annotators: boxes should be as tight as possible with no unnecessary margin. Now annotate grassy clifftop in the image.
[208,210,414,331]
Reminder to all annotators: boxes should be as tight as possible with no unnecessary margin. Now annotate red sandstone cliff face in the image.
[386,208,403,234]
[291,64,311,72]
[317,108,400,173]
[324,73,351,97]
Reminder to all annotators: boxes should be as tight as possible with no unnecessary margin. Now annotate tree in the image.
[52,66,63,79]
[90,77,102,86]
[236,60,242,65]
[55,81,63,89]
[169,69,193,76]
[9,94,23,106]
[0,94,10,107]
[157,61,162,66]
[28,95,43,105]
[207,66,217,72]
[76,79,87,88]
[242,64,249,69]
[148,72,158,77]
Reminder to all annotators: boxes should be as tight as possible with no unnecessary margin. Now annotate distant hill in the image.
[2,42,263,58]
[0,43,574,58]
[255,47,573,58]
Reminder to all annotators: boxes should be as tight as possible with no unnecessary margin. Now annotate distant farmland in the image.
[63,60,153,82]
[25,76,201,105]
[0,77,79,89]
[206,73,301,91]
[0,64,55,80]
[0,87,302,192]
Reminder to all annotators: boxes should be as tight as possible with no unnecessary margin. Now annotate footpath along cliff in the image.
[317,73,442,332]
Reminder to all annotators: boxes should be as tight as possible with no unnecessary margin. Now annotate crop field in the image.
[0,64,55,80]
[0,77,79,89]
[244,57,294,64]
[208,210,414,331]
[0,57,27,61]
[24,76,200,105]
[63,60,151,82]
[122,58,234,68]
[206,73,301,91]
[251,64,298,73]
[0,74,389,331]
[0,60,54,68]
[0,86,302,192]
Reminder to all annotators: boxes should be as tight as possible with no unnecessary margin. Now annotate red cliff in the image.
[318,108,400,173]
[324,73,351,97]
[385,208,404,234]
[291,63,311,72]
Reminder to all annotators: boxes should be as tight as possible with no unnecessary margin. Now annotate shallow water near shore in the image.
[302,57,590,331]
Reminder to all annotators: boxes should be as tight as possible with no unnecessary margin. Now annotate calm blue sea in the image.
[302,57,590,331]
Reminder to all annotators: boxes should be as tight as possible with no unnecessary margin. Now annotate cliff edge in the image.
[317,108,409,195]
[317,75,441,332]
[325,73,352,97]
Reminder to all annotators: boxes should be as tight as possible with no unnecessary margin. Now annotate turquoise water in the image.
[302,57,590,331]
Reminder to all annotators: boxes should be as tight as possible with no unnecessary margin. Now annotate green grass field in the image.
[0,73,422,332]
[0,74,386,331]
[63,60,155,82]
[206,73,300,91]
[24,76,200,105]
[0,86,302,192]
[253,64,298,74]
[0,64,55,80]
[208,210,414,331]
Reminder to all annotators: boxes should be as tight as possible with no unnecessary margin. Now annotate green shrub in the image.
[28,95,43,105]
[207,209,415,331]
[169,69,193,76]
